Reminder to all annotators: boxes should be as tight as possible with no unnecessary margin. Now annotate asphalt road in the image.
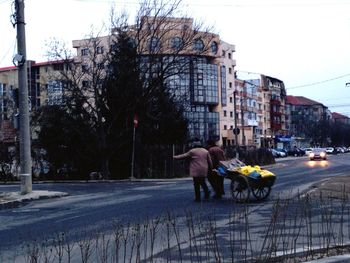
[0,153,349,261]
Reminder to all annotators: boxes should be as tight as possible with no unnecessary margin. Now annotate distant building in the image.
[0,60,66,143]
[234,78,262,148]
[286,95,331,147]
[236,74,286,149]
[332,112,350,125]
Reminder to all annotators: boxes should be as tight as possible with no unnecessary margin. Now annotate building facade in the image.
[332,112,350,125]
[236,74,287,149]
[72,16,237,145]
[286,95,331,147]
[0,60,66,143]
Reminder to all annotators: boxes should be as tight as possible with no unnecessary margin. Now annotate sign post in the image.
[130,115,138,180]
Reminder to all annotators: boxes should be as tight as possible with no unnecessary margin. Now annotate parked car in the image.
[287,147,305,157]
[335,147,345,154]
[325,147,336,154]
[303,148,313,156]
[271,148,287,158]
[274,148,287,158]
[309,148,327,161]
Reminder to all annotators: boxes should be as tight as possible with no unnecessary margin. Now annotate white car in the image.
[325,147,335,154]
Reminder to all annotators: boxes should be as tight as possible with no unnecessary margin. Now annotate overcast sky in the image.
[1,0,350,116]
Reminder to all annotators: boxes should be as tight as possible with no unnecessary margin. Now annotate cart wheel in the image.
[252,186,271,201]
[230,176,250,202]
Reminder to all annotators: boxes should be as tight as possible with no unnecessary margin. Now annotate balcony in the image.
[246,119,258,126]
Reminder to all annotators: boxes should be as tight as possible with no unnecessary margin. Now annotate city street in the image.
[1,153,350,261]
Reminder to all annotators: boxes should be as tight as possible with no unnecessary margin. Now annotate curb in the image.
[0,190,69,210]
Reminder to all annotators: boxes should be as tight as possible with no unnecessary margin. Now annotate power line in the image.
[287,73,350,89]
[328,104,350,108]
[0,37,16,65]
[0,0,11,4]
[71,0,350,7]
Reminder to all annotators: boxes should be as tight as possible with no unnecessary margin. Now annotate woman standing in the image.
[173,141,212,202]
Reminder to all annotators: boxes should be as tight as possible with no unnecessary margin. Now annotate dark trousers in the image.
[193,177,210,200]
[207,171,224,197]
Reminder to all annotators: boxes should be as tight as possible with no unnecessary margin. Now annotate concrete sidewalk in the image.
[0,190,69,209]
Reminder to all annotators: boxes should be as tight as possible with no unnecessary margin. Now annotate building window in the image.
[210,41,218,54]
[223,110,227,117]
[171,37,183,50]
[148,37,161,52]
[228,67,232,74]
[228,53,231,59]
[96,46,104,54]
[193,38,204,51]
[230,111,233,118]
[81,48,89,56]
[229,97,233,103]
[97,63,104,70]
[110,44,117,52]
[128,38,137,48]
[82,64,89,73]
[220,65,227,106]
[53,64,64,71]
[222,50,226,57]
[229,82,232,88]
[224,125,227,130]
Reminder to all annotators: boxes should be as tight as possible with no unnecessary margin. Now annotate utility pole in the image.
[233,90,239,158]
[130,114,138,180]
[14,0,32,194]
[240,94,246,146]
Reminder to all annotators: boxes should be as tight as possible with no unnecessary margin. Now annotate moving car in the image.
[309,148,327,161]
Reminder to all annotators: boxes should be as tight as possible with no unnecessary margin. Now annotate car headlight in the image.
[320,152,326,158]
[310,153,315,158]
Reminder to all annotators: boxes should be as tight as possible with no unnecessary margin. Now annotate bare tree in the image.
[40,0,218,179]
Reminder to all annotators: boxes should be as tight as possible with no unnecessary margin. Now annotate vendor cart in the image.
[216,159,276,202]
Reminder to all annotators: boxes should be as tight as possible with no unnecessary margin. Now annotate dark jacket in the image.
[208,145,226,168]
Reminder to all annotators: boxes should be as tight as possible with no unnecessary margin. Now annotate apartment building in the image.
[233,79,262,148]
[236,74,287,149]
[262,75,287,149]
[286,95,330,147]
[332,112,350,125]
[0,60,66,143]
[72,16,237,146]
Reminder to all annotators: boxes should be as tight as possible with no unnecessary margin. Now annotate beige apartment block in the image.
[236,74,287,149]
[0,60,66,143]
[72,16,237,147]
